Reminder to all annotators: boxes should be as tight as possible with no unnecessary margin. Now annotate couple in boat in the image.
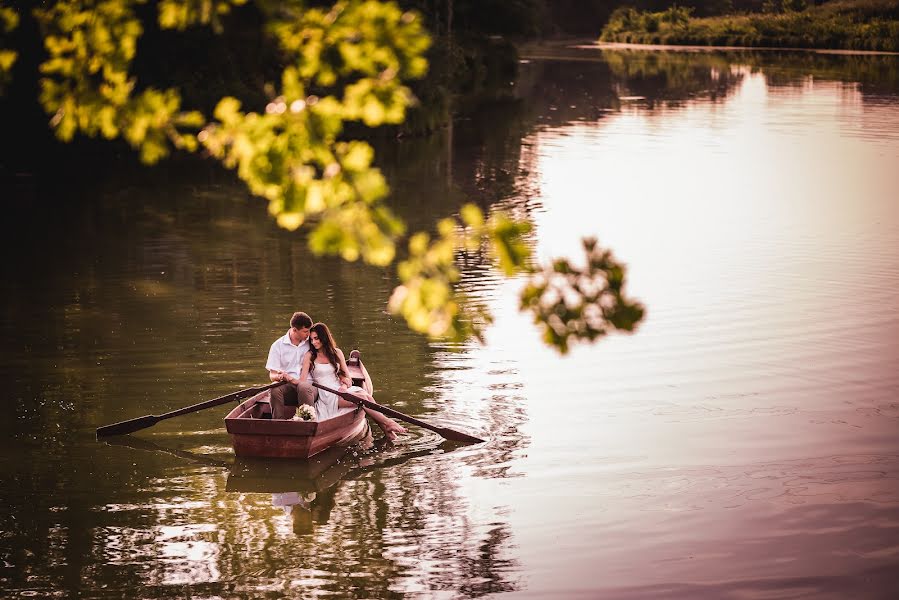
[265,311,406,440]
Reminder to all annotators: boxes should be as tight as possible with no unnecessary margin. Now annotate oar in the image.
[96,381,286,438]
[311,382,485,444]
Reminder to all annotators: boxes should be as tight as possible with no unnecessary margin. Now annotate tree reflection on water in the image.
[517,44,899,119]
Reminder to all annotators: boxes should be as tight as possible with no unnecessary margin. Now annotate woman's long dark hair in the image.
[309,322,347,380]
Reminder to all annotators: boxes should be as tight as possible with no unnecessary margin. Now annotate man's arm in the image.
[265,341,284,383]
[298,352,312,384]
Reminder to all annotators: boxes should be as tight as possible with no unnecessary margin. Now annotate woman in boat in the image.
[299,322,406,441]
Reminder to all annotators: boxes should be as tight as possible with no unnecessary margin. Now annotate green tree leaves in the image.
[268,1,429,83]
[158,0,248,32]
[197,2,429,263]
[8,0,645,353]
[35,0,202,162]
[0,3,17,94]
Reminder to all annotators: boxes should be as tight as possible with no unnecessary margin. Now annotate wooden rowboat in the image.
[224,351,371,459]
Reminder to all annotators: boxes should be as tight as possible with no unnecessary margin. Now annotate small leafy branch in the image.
[521,238,645,354]
[391,207,644,352]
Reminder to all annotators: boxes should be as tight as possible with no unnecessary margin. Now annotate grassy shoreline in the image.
[599,0,899,52]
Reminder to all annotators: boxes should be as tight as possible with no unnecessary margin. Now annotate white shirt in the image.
[265,331,310,379]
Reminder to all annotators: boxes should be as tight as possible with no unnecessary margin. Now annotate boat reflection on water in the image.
[225,429,370,535]
[227,443,360,494]
[226,436,364,536]
[104,427,444,535]
[228,425,444,534]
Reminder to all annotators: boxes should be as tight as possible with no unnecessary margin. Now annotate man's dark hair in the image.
[290,311,312,329]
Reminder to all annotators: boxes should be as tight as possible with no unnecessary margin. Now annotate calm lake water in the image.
[2,44,898,598]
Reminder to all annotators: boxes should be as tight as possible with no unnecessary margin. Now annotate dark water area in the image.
[1,44,898,598]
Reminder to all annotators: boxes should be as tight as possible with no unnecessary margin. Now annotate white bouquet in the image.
[293,404,316,421]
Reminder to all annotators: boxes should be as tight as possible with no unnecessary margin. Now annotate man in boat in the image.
[265,311,316,419]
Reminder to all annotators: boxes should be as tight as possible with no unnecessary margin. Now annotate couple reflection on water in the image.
[271,488,337,535]
[262,420,430,535]
[264,425,384,535]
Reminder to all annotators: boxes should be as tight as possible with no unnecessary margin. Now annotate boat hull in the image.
[224,390,367,459]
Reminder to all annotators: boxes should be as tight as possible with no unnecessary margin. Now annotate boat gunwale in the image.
[225,390,363,436]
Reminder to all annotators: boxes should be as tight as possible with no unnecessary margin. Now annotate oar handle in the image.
[96,381,287,438]
[159,380,285,420]
[313,383,422,425]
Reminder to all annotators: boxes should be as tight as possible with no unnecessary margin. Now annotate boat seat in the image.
[238,399,271,419]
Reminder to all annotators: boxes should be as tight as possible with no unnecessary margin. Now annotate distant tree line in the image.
[599,0,899,51]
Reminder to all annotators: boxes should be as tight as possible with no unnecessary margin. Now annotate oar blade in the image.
[435,427,485,444]
[96,415,159,438]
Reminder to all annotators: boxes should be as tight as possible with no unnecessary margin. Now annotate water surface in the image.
[1,45,898,598]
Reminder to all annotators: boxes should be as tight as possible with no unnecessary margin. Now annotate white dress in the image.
[310,361,342,420]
